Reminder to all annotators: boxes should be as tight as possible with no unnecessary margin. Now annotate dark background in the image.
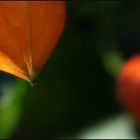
[0,1,140,138]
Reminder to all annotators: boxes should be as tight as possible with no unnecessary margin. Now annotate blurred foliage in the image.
[0,1,140,139]
[0,80,29,138]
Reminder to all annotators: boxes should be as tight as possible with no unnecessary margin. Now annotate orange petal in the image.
[28,1,66,82]
[0,1,66,84]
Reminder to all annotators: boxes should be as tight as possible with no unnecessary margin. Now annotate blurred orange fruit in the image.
[117,55,140,124]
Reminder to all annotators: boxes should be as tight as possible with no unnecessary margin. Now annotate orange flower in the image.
[0,1,66,85]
